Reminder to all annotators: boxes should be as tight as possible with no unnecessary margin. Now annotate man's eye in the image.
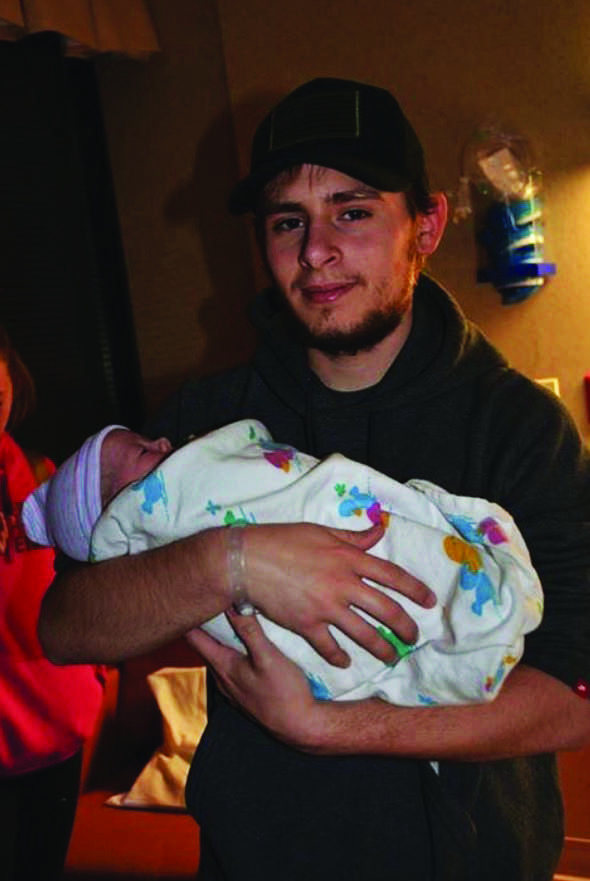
[270,217,303,233]
[341,208,371,221]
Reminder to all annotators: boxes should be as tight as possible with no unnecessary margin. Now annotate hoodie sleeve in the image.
[484,373,590,691]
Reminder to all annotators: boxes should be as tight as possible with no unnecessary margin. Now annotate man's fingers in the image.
[226,606,266,649]
[329,524,437,609]
[185,626,233,666]
[228,608,352,669]
[360,558,436,611]
[185,624,251,706]
[345,604,417,661]
[303,629,351,668]
[352,583,423,643]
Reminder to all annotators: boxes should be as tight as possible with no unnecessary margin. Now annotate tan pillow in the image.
[107,666,207,811]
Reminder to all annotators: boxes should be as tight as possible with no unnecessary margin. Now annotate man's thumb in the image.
[337,521,385,550]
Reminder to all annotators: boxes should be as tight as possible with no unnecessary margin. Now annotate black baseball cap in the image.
[229,77,427,214]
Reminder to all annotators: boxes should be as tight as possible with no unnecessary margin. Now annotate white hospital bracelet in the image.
[227,527,255,615]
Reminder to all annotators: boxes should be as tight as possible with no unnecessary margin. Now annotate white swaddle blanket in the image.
[91,419,543,706]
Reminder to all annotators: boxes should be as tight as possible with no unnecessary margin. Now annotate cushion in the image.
[107,666,207,811]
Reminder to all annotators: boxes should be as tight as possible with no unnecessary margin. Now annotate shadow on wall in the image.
[161,92,286,381]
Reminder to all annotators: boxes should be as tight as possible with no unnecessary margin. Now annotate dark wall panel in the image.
[0,32,144,463]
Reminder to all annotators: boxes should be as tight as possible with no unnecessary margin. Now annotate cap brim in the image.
[229,149,412,214]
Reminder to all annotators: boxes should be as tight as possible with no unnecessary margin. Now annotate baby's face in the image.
[101,430,172,504]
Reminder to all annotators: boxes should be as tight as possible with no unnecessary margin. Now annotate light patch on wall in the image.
[536,377,560,396]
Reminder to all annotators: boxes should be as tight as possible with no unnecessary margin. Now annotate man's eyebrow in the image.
[262,187,383,216]
[263,200,304,216]
[329,186,383,204]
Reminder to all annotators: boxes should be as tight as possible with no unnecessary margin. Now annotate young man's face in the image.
[260,165,429,356]
[101,430,172,505]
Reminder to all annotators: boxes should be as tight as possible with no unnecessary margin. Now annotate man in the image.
[41,79,590,880]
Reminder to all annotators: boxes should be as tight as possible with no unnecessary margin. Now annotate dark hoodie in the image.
[151,275,590,880]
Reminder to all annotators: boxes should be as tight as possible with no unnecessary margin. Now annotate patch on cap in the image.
[269,90,361,150]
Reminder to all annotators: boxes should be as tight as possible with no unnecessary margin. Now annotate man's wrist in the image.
[226,526,255,615]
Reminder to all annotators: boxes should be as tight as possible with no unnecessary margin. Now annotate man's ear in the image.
[415,193,448,256]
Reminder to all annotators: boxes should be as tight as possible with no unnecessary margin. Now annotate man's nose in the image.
[299,222,340,270]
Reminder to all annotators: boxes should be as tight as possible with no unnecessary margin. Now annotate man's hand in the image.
[40,521,434,668]
[240,522,436,667]
[186,611,323,750]
[188,616,590,760]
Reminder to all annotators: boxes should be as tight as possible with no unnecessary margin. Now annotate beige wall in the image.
[96,0,256,416]
[98,0,590,441]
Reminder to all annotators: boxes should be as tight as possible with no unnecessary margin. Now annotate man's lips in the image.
[299,281,358,303]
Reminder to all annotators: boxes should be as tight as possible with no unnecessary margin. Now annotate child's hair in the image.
[0,324,36,429]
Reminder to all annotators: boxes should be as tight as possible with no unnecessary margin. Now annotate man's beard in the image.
[283,297,408,357]
[279,258,420,358]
